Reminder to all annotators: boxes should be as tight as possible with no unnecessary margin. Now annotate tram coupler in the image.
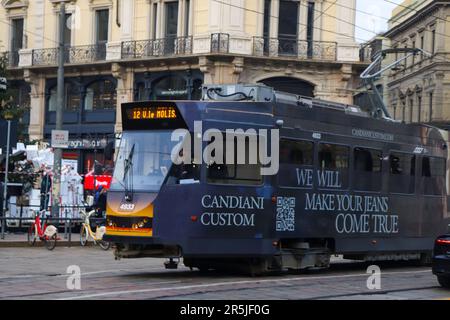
[164,258,179,269]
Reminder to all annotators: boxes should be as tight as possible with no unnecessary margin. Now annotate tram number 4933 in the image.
[119,203,135,211]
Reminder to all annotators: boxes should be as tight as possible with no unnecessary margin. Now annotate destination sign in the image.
[127,106,178,120]
[122,102,187,130]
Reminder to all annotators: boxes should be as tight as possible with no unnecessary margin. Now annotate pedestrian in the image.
[94,185,107,218]
[0,181,4,218]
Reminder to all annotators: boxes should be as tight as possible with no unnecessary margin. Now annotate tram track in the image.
[57,268,434,300]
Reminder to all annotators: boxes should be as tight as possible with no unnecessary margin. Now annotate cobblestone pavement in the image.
[0,247,449,300]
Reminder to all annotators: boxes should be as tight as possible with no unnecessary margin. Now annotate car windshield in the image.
[110,130,184,192]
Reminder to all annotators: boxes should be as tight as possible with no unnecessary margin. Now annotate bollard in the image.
[64,209,68,240]
[68,218,72,247]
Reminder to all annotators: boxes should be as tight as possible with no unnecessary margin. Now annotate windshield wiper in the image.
[123,144,135,201]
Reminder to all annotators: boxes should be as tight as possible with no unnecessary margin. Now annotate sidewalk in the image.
[0,232,88,247]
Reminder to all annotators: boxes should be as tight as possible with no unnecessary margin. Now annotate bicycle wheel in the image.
[27,224,36,246]
[99,240,111,250]
[80,225,89,246]
[44,233,57,251]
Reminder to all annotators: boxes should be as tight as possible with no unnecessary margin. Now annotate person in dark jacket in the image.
[94,185,107,218]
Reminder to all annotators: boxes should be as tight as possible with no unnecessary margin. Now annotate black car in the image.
[432,234,450,288]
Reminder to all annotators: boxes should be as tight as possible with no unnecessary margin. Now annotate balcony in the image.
[32,44,107,66]
[121,36,193,59]
[252,37,337,61]
[1,51,20,67]
[9,34,357,69]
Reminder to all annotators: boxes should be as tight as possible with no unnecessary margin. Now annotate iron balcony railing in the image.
[253,36,337,61]
[32,44,107,66]
[121,36,193,59]
[210,33,229,53]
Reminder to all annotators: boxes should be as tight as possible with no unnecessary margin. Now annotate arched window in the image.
[84,79,117,111]
[48,83,80,111]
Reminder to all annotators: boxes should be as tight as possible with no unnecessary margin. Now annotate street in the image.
[0,247,449,300]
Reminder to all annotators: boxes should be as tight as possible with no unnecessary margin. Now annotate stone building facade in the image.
[1,0,367,174]
[385,0,450,128]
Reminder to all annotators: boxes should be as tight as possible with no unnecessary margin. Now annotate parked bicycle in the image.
[27,210,59,250]
[80,208,110,250]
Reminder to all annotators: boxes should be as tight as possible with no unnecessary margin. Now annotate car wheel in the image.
[437,276,450,289]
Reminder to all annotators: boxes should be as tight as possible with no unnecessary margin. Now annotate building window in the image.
[420,35,424,60]
[278,0,299,55]
[411,40,416,65]
[307,1,315,58]
[401,99,406,121]
[184,0,190,36]
[165,1,178,38]
[393,102,397,120]
[84,80,117,111]
[409,97,414,123]
[417,95,422,122]
[11,18,24,51]
[431,29,436,54]
[429,92,433,121]
[95,9,109,44]
[152,3,158,39]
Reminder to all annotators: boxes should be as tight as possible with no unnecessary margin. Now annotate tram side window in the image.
[389,152,415,194]
[422,156,445,195]
[353,147,382,191]
[207,135,262,185]
[318,143,349,189]
[166,146,201,185]
[279,139,314,188]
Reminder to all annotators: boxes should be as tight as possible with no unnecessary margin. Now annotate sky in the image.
[355,0,405,43]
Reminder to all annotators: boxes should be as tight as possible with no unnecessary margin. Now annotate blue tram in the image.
[103,84,450,273]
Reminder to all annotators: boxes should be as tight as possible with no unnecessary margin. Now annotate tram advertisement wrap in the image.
[296,168,399,235]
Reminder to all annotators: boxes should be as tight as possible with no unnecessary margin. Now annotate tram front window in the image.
[110,131,184,192]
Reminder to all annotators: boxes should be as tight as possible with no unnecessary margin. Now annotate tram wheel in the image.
[437,276,450,288]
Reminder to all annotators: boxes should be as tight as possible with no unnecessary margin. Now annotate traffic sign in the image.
[51,130,69,148]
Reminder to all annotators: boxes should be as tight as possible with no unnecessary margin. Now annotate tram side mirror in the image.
[104,141,114,161]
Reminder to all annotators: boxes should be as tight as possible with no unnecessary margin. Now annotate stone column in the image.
[298,0,308,41]
[313,0,323,42]
[24,70,46,141]
[270,0,279,38]
[112,63,134,134]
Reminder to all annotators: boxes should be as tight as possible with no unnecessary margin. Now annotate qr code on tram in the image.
[276,197,296,232]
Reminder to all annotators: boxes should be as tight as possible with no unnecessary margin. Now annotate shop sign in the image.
[67,138,107,149]
[158,89,188,96]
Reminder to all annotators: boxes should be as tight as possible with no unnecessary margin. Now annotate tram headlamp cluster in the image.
[132,218,149,229]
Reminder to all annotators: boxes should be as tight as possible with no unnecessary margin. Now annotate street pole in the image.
[1,120,11,239]
[51,3,65,217]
